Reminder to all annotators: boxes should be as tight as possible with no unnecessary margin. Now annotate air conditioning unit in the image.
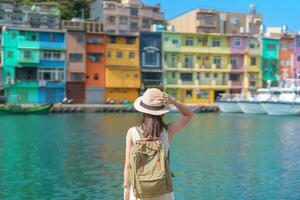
[102,2,110,9]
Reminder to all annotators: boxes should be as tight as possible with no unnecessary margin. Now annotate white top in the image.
[129,127,174,200]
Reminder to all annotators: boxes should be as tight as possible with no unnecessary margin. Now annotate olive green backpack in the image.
[130,126,173,198]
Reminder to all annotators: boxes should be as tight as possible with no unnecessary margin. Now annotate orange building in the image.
[86,33,106,87]
[279,35,294,80]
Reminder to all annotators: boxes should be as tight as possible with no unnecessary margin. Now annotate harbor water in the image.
[0,113,300,199]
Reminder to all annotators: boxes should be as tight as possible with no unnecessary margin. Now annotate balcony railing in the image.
[230,80,243,87]
[229,64,245,72]
[181,80,194,85]
[199,80,212,85]
[215,80,228,86]
[142,79,162,85]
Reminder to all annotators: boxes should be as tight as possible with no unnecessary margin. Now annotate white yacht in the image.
[261,88,300,115]
[216,94,242,113]
[238,89,270,114]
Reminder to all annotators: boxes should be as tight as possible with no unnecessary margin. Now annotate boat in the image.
[0,104,53,114]
[216,93,242,113]
[238,89,270,114]
[261,88,300,115]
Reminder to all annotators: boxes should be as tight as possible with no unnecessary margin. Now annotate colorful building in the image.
[279,35,294,80]
[100,0,164,34]
[0,2,60,29]
[168,7,262,34]
[294,35,300,80]
[261,37,280,86]
[105,33,140,103]
[162,32,262,104]
[140,32,163,91]
[2,26,66,104]
[85,32,106,104]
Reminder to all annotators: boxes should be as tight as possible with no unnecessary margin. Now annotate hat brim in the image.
[134,96,171,116]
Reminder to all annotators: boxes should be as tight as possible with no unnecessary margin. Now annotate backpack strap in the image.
[135,126,144,139]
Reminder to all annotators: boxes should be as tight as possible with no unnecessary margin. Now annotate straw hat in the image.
[134,88,171,116]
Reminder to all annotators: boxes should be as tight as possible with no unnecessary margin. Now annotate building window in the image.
[130,22,138,32]
[251,57,256,66]
[76,34,84,43]
[249,43,256,49]
[197,90,209,99]
[120,16,128,25]
[212,38,221,47]
[280,42,286,49]
[230,57,238,68]
[88,53,102,62]
[94,73,99,80]
[110,36,117,44]
[184,55,193,68]
[287,43,293,49]
[185,90,192,99]
[205,73,210,78]
[185,37,194,46]
[11,15,23,21]
[129,52,135,59]
[16,67,37,81]
[172,72,176,78]
[8,51,13,57]
[296,37,300,47]
[116,51,123,58]
[24,51,31,59]
[31,35,37,41]
[38,68,64,82]
[143,52,159,67]
[297,56,300,62]
[41,51,64,61]
[126,37,134,44]
[107,51,111,58]
[214,73,218,78]
[108,16,116,23]
[213,56,221,68]
[12,33,16,39]
[229,74,240,81]
[130,7,139,16]
[87,36,103,44]
[180,73,193,81]
[172,39,179,45]
[69,54,83,62]
[266,44,275,50]
[142,18,150,26]
[234,38,241,47]
[286,59,290,66]
[70,73,84,82]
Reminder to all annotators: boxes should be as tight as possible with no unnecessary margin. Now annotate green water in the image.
[0,113,300,200]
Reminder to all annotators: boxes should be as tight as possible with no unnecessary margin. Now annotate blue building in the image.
[2,26,66,104]
[139,32,163,92]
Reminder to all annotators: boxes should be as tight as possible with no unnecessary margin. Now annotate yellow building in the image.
[163,32,261,104]
[105,34,140,103]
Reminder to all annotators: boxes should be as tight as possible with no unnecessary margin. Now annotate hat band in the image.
[140,101,165,111]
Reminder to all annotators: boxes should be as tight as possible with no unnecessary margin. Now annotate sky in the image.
[143,0,300,32]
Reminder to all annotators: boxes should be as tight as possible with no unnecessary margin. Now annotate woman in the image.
[123,88,193,200]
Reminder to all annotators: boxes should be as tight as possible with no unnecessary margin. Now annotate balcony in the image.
[229,80,243,88]
[199,79,212,86]
[197,20,217,28]
[17,37,39,49]
[181,79,194,86]
[18,56,39,64]
[229,64,245,72]
[62,20,85,31]
[40,42,65,50]
[142,78,162,86]
[212,64,229,72]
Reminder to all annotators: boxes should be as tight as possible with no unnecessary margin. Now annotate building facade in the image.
[168,8,262,34]
[162,32,261,104]
[105,33,140,103]
[139,32,163,91]
[2,27,66,104]
[261,37,280,86]
[279,35,294,81]
[0,2,60,29]
[294,35,300,80]
[101,0,164,34]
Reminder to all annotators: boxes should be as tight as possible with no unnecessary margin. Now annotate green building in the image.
[261,37,280,86]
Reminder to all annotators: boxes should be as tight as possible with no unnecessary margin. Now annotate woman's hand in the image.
[124,188,130,200]
[155,92,175,105]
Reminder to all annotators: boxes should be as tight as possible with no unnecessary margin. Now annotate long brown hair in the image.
[140,113,167,138]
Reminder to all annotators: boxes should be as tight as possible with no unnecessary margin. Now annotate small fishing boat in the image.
[0,104,53,114]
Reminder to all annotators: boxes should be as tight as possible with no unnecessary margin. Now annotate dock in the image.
[50,104,219,114]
